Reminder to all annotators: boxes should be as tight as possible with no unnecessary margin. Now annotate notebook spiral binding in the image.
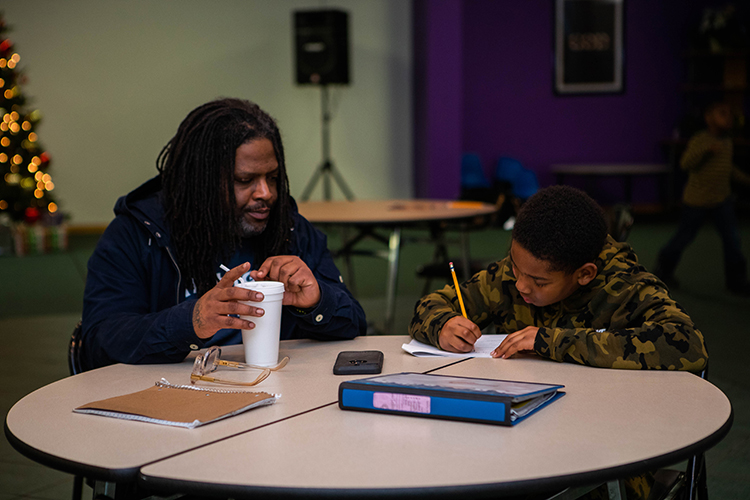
[157,378,252,394]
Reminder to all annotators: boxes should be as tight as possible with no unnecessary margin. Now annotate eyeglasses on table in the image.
[190,346,289,387]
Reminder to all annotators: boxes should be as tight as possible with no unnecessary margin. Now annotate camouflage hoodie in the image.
[409,235,708,372]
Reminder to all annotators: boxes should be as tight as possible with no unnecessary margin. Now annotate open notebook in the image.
[74,378,278,429]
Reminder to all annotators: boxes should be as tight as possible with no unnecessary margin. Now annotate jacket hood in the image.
[561,235,667,311]
[113,176,169,246]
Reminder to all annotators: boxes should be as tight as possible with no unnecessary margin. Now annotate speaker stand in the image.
[300,85,355,201]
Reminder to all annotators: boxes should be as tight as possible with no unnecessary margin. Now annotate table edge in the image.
[137,404,734,499]
[3,340,463,485]
[298,200,497,225]
[4,416,140,483]
[549,164,671,172]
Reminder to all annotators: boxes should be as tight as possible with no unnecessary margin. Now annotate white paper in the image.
[401,335,507,358]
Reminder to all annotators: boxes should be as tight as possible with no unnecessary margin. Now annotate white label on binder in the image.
[373,392,431,414]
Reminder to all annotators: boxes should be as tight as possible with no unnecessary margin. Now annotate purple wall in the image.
[414,0,711,202]
[413,0,464,199]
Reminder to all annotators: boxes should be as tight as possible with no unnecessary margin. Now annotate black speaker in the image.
[294,9,350,85]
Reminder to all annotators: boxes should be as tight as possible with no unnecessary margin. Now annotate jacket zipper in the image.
[165,245,182,305]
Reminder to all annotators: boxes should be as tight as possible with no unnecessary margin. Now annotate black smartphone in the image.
[333,350,384,375]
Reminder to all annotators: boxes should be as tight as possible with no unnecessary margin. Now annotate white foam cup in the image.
[237,281,285,367]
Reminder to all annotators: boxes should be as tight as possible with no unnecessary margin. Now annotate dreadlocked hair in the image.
[157,98,294,295]
[511,185,608,274]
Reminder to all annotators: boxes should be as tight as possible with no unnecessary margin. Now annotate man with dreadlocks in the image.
[80,98,367,370]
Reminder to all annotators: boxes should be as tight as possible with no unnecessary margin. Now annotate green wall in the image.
[1,0,413,226]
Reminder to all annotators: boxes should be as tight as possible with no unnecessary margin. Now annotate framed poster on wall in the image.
[555,0,624,94]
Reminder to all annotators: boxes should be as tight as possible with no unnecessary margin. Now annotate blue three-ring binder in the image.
[339,372,565,426]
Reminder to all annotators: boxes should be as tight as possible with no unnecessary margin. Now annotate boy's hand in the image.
[439,316,482,353]
[491,326,539,358]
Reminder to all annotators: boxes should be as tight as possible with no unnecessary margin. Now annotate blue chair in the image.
[460,153,491,189]
[512,167,539,200]
[494,156,524,188]
[493,156,539,200]
[459,153,494,203]
[491,157,538,229]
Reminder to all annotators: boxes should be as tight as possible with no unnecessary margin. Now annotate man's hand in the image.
[439,316,482,353]
[192,262,266,339]
[491,326,539,358]
[250,256,321,309]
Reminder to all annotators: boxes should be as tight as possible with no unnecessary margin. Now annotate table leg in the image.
[543,481,624,500]
[606,480,627,500]
[384,227,402,334]
[624,175,633,204]
[459,225,471,281]
[92,480,117,499]
[544,484,601,499]
[340,227,356,297]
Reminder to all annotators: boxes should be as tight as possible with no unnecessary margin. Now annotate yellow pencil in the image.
[449,262,468,318]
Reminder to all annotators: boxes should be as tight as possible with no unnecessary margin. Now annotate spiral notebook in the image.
[74,379,278,429]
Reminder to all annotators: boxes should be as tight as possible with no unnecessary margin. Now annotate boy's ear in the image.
[576,263,598,286]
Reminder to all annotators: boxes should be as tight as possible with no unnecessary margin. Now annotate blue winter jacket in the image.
[80,177,366,370]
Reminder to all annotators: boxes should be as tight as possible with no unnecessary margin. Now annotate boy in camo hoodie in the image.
[410,185,707,372]
[409,185,707,499]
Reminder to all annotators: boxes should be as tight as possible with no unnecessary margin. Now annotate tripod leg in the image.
[301,164,325,201]
[301,85,355,201]
[329,161,356,201]
[323,167,331,201]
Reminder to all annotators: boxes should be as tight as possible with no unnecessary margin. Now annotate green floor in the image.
[2,217,749,499]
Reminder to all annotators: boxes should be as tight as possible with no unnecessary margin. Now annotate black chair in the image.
[607,204,634,243]
[68,320,84,376]
[68,321,86,500]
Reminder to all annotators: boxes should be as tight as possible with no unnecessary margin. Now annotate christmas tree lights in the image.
[0,14,65,256]
[0,14,56,224]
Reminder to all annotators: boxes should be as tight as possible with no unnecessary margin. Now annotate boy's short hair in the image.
[512,185,608,274]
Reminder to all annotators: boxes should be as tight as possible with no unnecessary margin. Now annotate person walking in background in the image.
[655,101,750,296]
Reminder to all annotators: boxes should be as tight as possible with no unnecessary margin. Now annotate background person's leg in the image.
[712,199,750,294]
[655,205,707,287]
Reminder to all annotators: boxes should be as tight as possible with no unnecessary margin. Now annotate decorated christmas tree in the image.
[0,14,63,255]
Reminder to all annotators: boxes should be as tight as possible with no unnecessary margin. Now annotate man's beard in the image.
[238,215,269,237]
[237,205,272,237]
